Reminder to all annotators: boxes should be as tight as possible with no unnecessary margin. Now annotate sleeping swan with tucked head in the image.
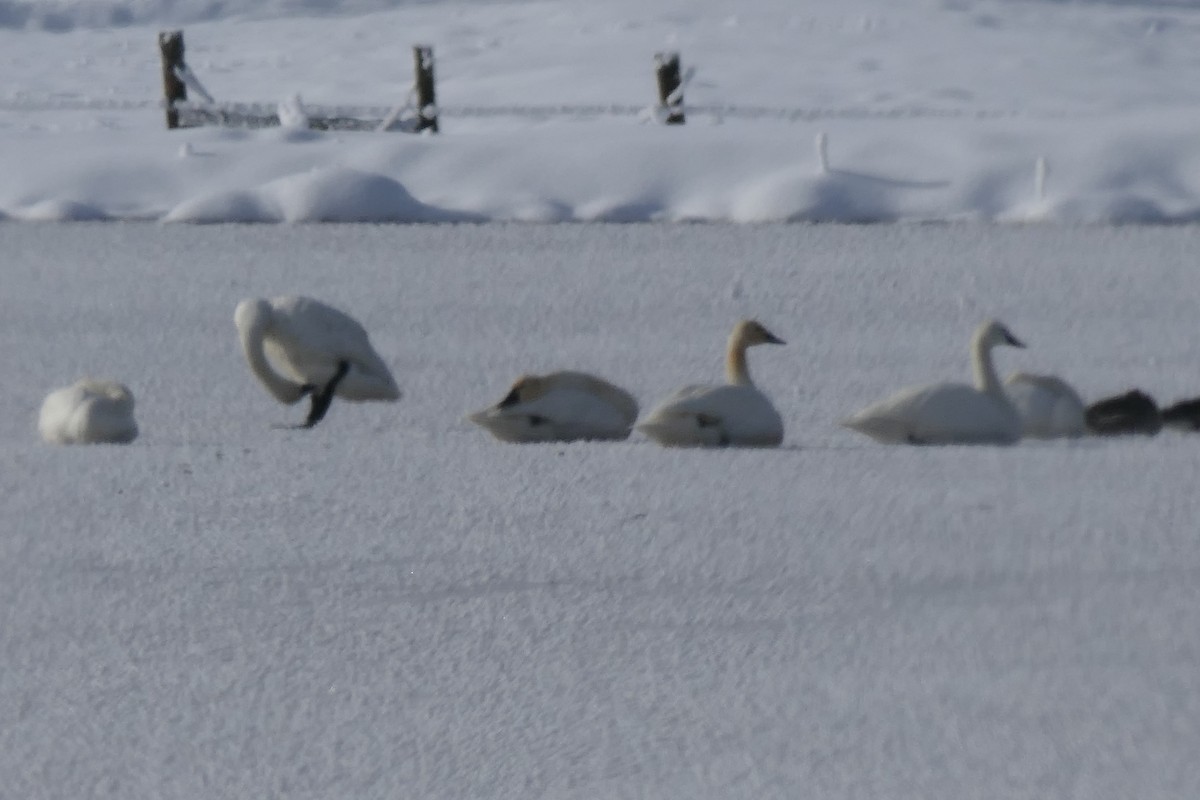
[637,319,786,448]
[38,379,138,444]
[468,371,638,443]
[842,319,1025,445]
[234,296,401,429]
[1004,371,1087,439]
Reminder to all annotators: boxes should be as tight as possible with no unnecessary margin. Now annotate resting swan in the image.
[637,319,786,448]
[234,296,401,428]
[1162,396,1200,431]
[38,379,138,444]
[1085,389,1161,436]
[468,371,638,443]
[1004,371,1087,439]
[842,319,1025,445]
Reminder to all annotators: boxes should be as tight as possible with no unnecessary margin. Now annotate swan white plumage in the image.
[841,319,1026,445]
[468,371,638,443]
[637,319,786,448]
[38,379,138,444]
[1004,371,1087,439]
[234,295,401,428]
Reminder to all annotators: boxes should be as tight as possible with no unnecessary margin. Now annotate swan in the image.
[1162,396,1200,431]
[38,379,138,444]
[1004,371,1087,439]
[234,296,401,428]
[841,319,1025,445]
[637,319,786,448]
[1085,389,1161,436]
[468,371,638,443]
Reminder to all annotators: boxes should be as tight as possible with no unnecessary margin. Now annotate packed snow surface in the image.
[3,223,1199,799]
[4,0,1200,795]
[6,0,1200,221]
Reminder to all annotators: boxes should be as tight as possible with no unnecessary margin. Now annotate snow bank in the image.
[7,0,1200,223]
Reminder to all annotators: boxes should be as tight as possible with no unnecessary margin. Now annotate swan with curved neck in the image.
[39,378,138,444]
[1004,371,1086,438]
[842,319,1026,445]
[468,371,638,443]
[234,296,400,429]
[638,319,786,448]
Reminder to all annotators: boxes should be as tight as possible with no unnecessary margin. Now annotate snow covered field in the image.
[3,222,1200,798]
[4,0,1200,796]
[7,0,1200,221]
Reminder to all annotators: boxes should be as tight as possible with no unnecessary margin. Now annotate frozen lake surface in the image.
[3,222,1199,799]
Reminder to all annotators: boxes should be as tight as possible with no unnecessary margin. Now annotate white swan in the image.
[234,296,401,428]
[468,371,638,443]
[842,319,1025,445]
[1004,371,1087,439]
[38,379,138,444]
[637,319,786,448]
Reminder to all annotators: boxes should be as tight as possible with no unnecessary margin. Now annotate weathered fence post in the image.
[413,45,438,133]
[159,30,187,129]
[654,51,685,125]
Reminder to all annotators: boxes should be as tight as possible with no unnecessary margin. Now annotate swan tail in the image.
[840,414,912,444]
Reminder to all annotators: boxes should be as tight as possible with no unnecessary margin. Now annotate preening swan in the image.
[234,296,401,428]
[1085,389,1161,436]
[38,379,138,444]
[841,319,1025,445]
[637,319,786,448]
[468,371,638,443]
[1004,371,1087,439]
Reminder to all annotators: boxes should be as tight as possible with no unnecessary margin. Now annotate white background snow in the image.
[8,0,1200,221]
[2,0,1200,798]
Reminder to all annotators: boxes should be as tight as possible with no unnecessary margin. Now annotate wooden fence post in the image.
[413,45,438,133]
[654,51,685,125]
[159,30,187,129]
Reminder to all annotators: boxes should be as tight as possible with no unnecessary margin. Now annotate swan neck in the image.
[241,324,304,404]
[726,334,753,386]
[972,335,1003,396]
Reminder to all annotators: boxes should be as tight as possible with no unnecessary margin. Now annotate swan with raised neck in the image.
[726,319,785,386]
[638,319,786,448]
[841,319,1026,445]
[970,318,1021,397]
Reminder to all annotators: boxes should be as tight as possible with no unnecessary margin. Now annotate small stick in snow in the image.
[816,131,830,174]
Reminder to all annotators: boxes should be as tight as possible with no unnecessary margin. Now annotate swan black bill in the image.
[498,386,522,408]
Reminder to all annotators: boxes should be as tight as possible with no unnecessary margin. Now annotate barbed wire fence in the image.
[143,29,1019,134]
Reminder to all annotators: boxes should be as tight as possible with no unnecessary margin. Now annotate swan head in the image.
[495,374,549,408]
[467,375,549,442]
[975,319,1025,350]
[732,319,786,348]
[234,298,273,338]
